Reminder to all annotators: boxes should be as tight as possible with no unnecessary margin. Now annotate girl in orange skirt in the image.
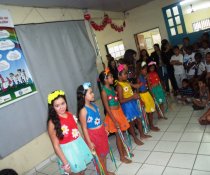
[99,68,131,163]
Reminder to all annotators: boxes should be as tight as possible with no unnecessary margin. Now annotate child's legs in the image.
[115,133,124,158]
[99,155,115,175]
[135,118,151,138]
[148,112,159,131]
[128,121,143,145]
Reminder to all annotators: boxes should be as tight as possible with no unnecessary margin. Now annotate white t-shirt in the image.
[195,62,205,75]
[170,54,185,74]
[205,62,210,73]
[183,52,195,76]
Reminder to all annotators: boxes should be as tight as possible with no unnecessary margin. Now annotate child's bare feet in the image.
[120,157,132,164]
[140,134,152,139]
[150,126,160,132]
[134,138,144,145]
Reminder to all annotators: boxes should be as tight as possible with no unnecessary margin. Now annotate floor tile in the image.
[191,170,210,175]
[154,141,177,152]
[161,132,182,141]
[185,124,205,133]
[158,124,170,132]
[198,143,210,155]
[175,142,200,154]
[106,158,121,172]
[163,167,191,175]
[136,164,165,175]
[180,132,203,142]
[36,162,58,174]
[148,131,164,141]
[172,117,190,124]
[202,133,210,142]
[117,162,141,175]
[168,153,196,169]
[131,150,151,163]
[205,126,210,133]
[145,151,171,166]
[194,155,210,171]
[167,124,187,132]
[135,140,158,151]
[189,117,199,124]
[177,111,193,117]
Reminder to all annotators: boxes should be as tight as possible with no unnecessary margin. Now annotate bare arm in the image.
[116,85,138,103]
[48,120,70,173]
[79,108,95,150]
[101,90,119,128]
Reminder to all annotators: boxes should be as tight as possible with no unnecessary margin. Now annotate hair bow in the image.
[117,64,125,72]
[148,61,156,66]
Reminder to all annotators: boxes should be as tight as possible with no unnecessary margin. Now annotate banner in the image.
[0,10,37,108]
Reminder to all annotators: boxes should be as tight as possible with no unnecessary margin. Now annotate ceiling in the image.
[0,0,154,12]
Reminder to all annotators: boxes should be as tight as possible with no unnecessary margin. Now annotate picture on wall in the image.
[0,10,37,108]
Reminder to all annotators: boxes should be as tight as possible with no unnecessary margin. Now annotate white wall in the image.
[0,0,180,173]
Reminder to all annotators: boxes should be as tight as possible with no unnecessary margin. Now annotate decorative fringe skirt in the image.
[121,99,142,122]
[151,85,166,104]
[57,137,93,174]
[88,125,109,157]
[139,92,155,113]
[104,107,130,133]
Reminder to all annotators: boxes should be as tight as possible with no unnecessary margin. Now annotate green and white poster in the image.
[0,10,37,108]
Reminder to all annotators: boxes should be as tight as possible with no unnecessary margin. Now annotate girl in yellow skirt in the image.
[138,61,160,131]
[99,68,132,163]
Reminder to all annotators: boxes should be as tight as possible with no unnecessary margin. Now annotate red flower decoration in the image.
[114,96,118,101]
[108,95,112,100]
[84,13,91,21]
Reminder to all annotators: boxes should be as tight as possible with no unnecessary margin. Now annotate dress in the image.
[148,71,166,104]
[103,86,130,133]
[118,81,142,121]
[57,112,93,174]
[85,103,109,157]
[138,75,155,113]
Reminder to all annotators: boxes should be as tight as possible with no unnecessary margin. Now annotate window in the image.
[192,18,210,32]
[105,40,125,59]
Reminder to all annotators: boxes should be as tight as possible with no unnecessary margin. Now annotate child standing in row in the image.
[117,64,151,145]
[170,46,186,88]
[47,90,93,175]
[77,83,115,175]
[99,69,131,163]
[138,62,160,131]
[147,61,167,119]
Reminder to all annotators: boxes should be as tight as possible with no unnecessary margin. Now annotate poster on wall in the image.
[0,10,37,108]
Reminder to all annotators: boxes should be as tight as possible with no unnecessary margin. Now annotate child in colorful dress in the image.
[117,64,151,146]
[99,68,131,163]
[147,61,167,119]
[138,62,160,131]
[77,82,115,175]
[47,90,93,175]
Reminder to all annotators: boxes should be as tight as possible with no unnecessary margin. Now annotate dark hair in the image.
[124,49,137,64]
[206,52,210,57]
[140,49,149,58]
[161,39,169,45]
[47,92,68,140]
[173,45,179,50]
[195,52,202,60]
[153,43,160,48]
[183,37,190,41]
[77,85,87,116]
[99,71,106,85]
[108,59,116,70]
[0,169,18,175]
[185,45,193,52]
[182,78,189,84]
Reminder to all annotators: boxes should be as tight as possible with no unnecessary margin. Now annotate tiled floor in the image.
[25,99,210,175]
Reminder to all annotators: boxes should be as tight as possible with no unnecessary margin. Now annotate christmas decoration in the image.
[84,13,126,32]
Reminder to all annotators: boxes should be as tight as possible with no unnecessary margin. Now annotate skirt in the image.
[151,85,166,104]
[88,125,109,157]
[104,107,130,133]
[139,92,155,113]
[57,137,93,174]
[121,99,142,122]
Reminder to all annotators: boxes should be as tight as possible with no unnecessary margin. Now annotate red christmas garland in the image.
[84,13,126,32]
